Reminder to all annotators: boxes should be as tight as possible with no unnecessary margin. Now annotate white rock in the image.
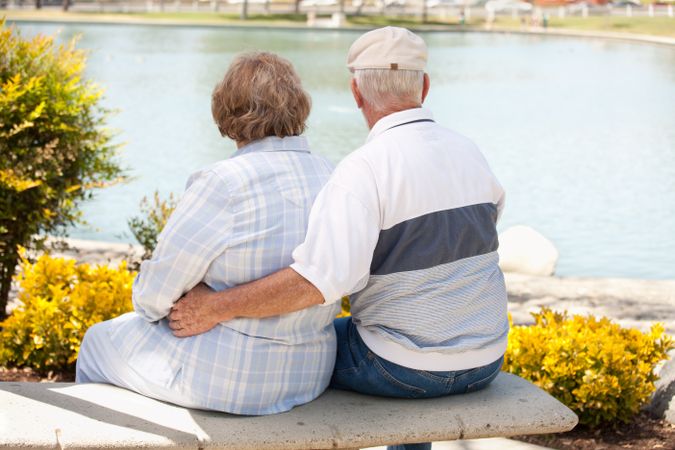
[498,226,559,276]
[646,350,675,424]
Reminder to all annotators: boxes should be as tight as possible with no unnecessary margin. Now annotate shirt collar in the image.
[366,107,434,143]
[233,135,310,158]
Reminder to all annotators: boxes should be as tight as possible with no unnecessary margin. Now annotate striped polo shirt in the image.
[291,107,509,371]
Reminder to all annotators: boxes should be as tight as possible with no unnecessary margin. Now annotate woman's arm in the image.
[132,169,232,322]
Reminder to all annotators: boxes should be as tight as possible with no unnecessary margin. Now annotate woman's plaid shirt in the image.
[110,136,340,415]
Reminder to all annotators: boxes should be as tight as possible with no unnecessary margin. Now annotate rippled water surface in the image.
[14,22,675,279]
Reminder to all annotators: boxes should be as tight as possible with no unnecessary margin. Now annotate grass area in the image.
[128,10,466,27]
[491,15,675,38]
[1,9,310,26]
[126,11,308,22]
[347,14,458,27]
[2,9,674,38]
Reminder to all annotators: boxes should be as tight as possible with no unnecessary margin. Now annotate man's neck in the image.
[363,103,421,130]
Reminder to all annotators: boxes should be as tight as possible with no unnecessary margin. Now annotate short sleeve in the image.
[496,188,505,222]
[291,156,381,304]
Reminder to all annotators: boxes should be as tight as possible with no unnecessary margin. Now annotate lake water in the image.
[12,22,675,279]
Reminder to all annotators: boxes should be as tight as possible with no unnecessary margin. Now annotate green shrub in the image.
[127,191,178,259]
[0,21,124,319]
[504,308,673,427]
[0,251,134,373]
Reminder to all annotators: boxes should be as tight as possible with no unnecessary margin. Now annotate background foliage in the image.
[504,308,673,427]
[0,21,123,319]
[0,252,134,373]
[127,191,178,260]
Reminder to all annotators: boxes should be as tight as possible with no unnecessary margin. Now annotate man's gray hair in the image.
[354,69,424,113]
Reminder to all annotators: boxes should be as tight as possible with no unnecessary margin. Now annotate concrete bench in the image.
[0,373,577,449]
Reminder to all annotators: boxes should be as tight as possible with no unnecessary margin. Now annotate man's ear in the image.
[421,73,430,104]
[351,78,364,109]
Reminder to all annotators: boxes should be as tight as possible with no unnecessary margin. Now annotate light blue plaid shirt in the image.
[109,136,340,415]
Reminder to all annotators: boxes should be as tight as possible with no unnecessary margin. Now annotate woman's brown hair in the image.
[211,52,311,143]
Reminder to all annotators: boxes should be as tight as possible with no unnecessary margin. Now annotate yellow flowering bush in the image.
[0,21,124,319]
[0,252,134,373]
[337,296,351,318]
[504,308,673,427]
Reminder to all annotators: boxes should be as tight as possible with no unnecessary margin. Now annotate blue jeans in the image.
[330,317,504,450]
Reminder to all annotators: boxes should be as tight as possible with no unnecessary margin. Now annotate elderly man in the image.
[170,27,508,449]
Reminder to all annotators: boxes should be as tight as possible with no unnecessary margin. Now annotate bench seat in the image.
[0,372,577,449]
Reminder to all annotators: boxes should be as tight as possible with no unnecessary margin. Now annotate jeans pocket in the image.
[334,365,359,376]
[465,362,502,394]
[330,365,359,391]
[416,369,456,385]
[369,353,427,397]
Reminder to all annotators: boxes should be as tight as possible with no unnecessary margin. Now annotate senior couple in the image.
[76,27,509,449]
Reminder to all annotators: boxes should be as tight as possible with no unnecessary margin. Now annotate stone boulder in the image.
[498,226,559,276]
[646,351,675,424]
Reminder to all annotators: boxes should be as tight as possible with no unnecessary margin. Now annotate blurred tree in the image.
[241,0,249,19]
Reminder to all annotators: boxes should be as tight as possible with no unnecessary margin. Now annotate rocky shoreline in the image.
[505,272,675,335]
[18,237,674,333]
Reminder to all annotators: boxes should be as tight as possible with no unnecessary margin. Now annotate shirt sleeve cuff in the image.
[290,262,342,305]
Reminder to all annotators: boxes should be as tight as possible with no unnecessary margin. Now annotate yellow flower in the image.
[0,254,135,373]
[503,307,673,427]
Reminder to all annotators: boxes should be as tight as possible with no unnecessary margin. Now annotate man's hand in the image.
[168,268,322,336]
[169,283,231,338]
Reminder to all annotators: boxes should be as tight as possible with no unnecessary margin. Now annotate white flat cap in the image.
[347,26,427,72]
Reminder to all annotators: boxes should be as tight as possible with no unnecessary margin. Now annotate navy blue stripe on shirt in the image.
[370,203,499,276]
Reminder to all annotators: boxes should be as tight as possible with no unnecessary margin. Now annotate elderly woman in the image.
[76,52,340,414]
